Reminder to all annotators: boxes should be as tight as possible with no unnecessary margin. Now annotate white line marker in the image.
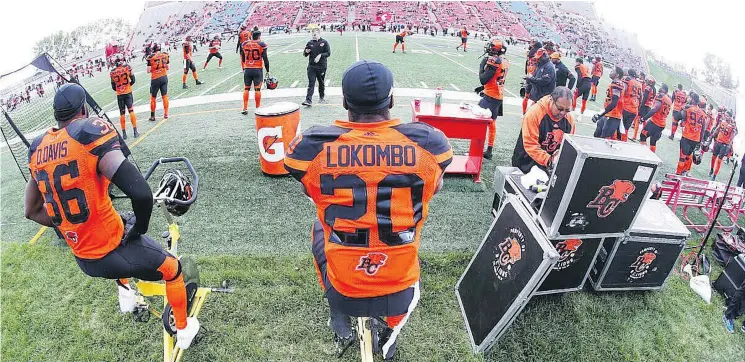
[200,71,241,96]
[355,33,360,61]
[291,80,299,88]
[420,82,428,88]
[229,84,240,92]
[450,83,460,91]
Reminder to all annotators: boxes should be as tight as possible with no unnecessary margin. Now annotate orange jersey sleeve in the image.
[604,79,625,119]
[592,62,603,77]
[520,97,575,167]
[650,94,672,128]
[109,65,133,95]
[285,120,452,298]
[239,30,250,44]
[241,41,266,69]
[183,41,193,60]
[622,78,642,113]
[672,90,687,111]
[148,53,169,79]
[483,57,507,100]
[575,64,590,79]
[716,121,736,144]
[27,118,125,259]
[209,39,221,54]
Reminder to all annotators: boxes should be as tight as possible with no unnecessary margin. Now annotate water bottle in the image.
[434,87,443,107]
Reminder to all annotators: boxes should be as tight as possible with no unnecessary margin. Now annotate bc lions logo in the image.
[587,180,636,218]
[541,129,564,154]
[629,248,658,280]
[356,252,388,276]
[554,238,583,270]
[493,228,527,281]
[65,231,78,244]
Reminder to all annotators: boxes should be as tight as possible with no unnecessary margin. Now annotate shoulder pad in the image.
[67,117,116,145]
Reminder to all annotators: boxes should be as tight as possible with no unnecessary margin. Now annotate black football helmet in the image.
[156,169,193,216]
[152,42,161,52]
[265,76,278,90]
[692,152,702,165]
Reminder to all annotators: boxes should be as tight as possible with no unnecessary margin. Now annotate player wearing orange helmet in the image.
[478,37,508,160]
[676,93,707,175]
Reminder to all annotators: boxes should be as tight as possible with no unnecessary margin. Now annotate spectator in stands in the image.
[551,52,575,90]
[524,49,556,108]
[302,28,331,107]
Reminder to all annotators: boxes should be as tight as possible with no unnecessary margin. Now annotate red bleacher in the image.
[246,2,302,28]
[463,1,530,39]
[297,2,349,25]
[354,1,432,26]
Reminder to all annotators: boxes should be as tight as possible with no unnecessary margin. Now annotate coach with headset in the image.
[302,28,331,107]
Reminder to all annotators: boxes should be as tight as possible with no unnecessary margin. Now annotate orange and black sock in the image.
[393,43,398,51]
[150,96,156,117]
[128,109,137,128]
[714,157,723,175]
[676,150,687,174]
[710,155,717,171]
[581,99,587,114]
[192,71,199,81]
[487,120,496,147]
[162,95,169,116]
[182,74,187,84]
[650,145,657,153]
[670,122,678,136]
[254,89,262,108]
[158,257,187,330]
[243,88,249,110]
[522,96,529,114]
[119,114,126,130]
[402,44,405,52]
[218,59,222,67]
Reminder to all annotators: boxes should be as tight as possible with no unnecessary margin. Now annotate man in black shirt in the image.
[551,52,575,89]
[302,28,331,107]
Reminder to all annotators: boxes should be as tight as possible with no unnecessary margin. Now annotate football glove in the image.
[592,114,601,123]
[119,212,138,245]
[474,85,485,94]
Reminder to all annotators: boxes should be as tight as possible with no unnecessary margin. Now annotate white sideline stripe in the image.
[291,80,299,88]
[229,84,240,92]
[104,87,601,120]
[412,39,519,98]
[450,83,460,91]
[420,82,428,88]
[355,32,360,61]
[200,71,242,96]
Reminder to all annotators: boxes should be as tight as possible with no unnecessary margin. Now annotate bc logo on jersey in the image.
[356,252,388,275]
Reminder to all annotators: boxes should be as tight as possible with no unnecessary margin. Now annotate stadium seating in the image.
[353,1,432,27]
[463,1,530,39]
[202,2,252,35]
[297,1,349,25]
[245,2,302,28]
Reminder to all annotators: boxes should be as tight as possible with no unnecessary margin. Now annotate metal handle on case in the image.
[143,157,199,205]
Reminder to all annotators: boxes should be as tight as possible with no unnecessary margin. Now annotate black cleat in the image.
[195,80,203,85]
[483,146,494,160]
[319,97,326,104]
[302,100,312,107]
[333,330,357,358]
[241,109,248,115]
[122,130,127,140]
[182,83,189,89]
[133,128,139,138]
[668,134,675,140]
[148,116,156,122]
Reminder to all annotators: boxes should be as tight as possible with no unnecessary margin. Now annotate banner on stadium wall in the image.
[374,13,392,25]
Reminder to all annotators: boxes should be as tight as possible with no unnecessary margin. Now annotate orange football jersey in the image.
[716,120,736,144]
[109,65,133,95]
[209,39,221,54]
[650,94,672,128]
[239,30,251,45]
[592,61,603,77]
[27,118,124,259]
[241,40,267,69]
[483,57,508,100]
[285,119,453,298]
[147,52,169,79]
[576,63,591,79]
[604,79,625,119]
[622,77,642,113]
[182,41,194,60]
[672,89,687,111]
[681,106,707,142]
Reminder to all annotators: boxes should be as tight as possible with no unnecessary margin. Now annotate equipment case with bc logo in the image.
[456,194,559,353]
[590,200,689,291]
[492,167,604,295]
[538,135,662,240]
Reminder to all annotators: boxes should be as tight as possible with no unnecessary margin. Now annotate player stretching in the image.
[203,35,223,70]
[240,30,269,114]
[392,27,412,54]
[639,83,671,153]
[285,60,452,360]
[24,83,199,350]
[182,36,203,89]
[709,111,737,180]
[455,27,469,52]
[669,84,687,139]
[676,93,707,176]
[146,43,170,122]
[109,54,138,139]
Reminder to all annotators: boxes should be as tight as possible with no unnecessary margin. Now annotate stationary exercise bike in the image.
[131,157,233,362]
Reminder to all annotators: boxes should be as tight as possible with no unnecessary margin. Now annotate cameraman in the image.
[477,37,508,160]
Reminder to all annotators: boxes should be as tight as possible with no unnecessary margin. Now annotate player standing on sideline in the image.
[572,57,591,115]
[392,26,412,54]
[478,38,508,160]
[240,30,269,115]
[24,83,200,350]
[109,54,138,139]
[709,110,737,180]
[552,52,575,90]
[669,84,687,139]
[147,43,170,122]
[182,36,203,89]
[592,66,625,139]
[203,35,223,70]
[236,25,250,53]
[524,48,556,109]
[284,60,453,360]
[511,87,576,173]
[521,41,541,114]
[455,27,469,52]
[303,28,331,107]
[621,69,642,141]
[639,83,670,153]
[633,76,656,141]
[676,93,707,175]
[590,55,603,101]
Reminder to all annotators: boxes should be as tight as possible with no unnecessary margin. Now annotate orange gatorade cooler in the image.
[254,102,301,175]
